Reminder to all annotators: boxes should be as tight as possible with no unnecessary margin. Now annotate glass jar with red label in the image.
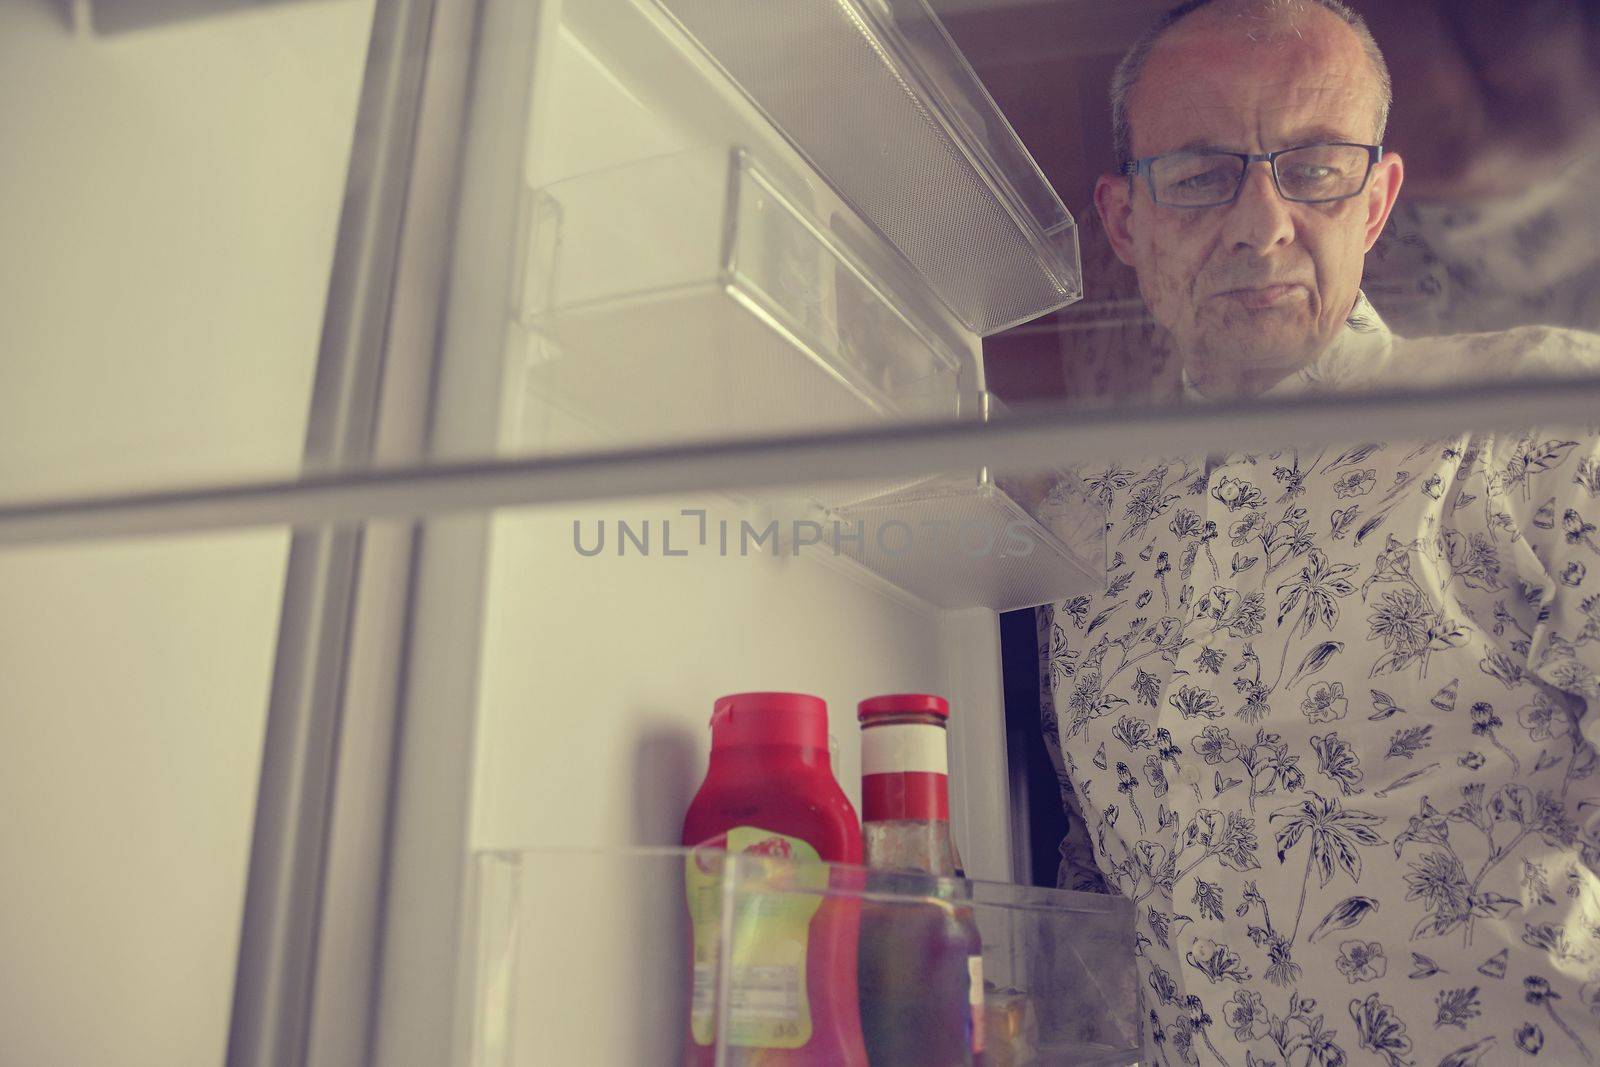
[857,692,986,1066]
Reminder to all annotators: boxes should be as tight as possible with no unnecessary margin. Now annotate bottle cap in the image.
[711,692,829,749]
[857,693,950,721]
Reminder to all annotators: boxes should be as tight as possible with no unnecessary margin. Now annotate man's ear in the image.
[1095,173,1139,267]
[1362,151,1405,253]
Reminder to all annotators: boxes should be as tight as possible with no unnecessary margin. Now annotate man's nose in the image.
[1220,163,1294,252]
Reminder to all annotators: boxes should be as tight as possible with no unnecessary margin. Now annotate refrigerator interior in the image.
[376,1,1600,1057]
[400,0,1113,1062]
[9,2,1600,1067]
[449,2,1078,1057]
[461,0,1097,882]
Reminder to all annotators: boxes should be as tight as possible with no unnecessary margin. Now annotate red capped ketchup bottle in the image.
[681,692,867,1065]
[857,693,985,1066]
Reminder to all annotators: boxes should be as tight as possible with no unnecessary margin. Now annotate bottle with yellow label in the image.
[681,692,867,1066]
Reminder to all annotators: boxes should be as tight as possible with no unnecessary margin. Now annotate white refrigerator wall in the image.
[0,4,371,1065]
[471,500,950,851]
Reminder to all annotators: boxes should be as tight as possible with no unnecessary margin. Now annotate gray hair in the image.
[1110,0,1393,163]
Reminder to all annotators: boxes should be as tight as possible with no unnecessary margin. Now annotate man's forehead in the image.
[1129,17,1377,155]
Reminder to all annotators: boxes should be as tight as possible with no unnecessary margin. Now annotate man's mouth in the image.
[1216,284,1304,310]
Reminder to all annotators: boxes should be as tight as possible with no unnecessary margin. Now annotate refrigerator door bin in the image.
[509,147,967,452]
[825,469,1102,612]
[648,0,1083,334]
[468,847,1141,1067]
[804,394,1106,611]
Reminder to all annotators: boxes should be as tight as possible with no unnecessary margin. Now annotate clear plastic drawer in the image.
[804,394,1107,611]
[826,470,1102,613]
[649,0,1083,334]
[508,147,968,452]
[468,847,1141,1066]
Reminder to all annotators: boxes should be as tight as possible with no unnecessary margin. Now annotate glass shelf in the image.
[468,847,1141,1067]
[7,378,1600,548]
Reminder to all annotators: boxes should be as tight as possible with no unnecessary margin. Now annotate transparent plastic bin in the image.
[509,147,967,451]
[469,847,1140,1067]
[649,0,1082,334]
[811,395,1107,611]
[823,472,1101,612]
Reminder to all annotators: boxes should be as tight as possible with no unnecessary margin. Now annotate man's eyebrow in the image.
[1166,138,1237,154]
[1155,129,1367,156]
[1279,126,1365,147]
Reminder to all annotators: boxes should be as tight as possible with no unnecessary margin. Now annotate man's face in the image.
[1096,10,1404,396]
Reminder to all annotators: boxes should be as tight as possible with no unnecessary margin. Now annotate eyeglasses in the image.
[1121,143,1383,208]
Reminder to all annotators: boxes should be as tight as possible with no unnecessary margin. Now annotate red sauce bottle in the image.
[681,692,867,1066]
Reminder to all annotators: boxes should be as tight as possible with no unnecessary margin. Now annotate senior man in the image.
[1038,1,1600,1064]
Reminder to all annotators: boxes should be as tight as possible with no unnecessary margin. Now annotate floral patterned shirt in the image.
[1038,297,1600,1066]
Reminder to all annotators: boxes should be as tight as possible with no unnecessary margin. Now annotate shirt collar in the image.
[1180,291,1395,403]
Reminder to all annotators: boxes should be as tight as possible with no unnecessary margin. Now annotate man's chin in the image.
[1192,330,1319,369]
